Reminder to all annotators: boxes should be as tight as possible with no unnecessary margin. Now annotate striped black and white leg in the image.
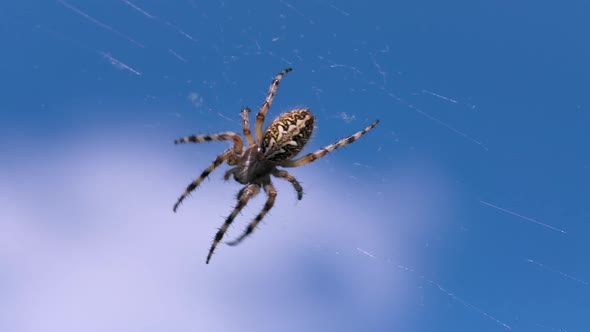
[272,169,303,200]
[173,149,233,212]
[227,182,277,246]
[279,119,379,168]
[254,68,292,141]
[240,107,256,146]
[174,131,244,155]
[207,183,261,264]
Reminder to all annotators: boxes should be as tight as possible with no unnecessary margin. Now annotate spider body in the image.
[173,68,379,264]
[262,109,315,162]
[231,144,274,184]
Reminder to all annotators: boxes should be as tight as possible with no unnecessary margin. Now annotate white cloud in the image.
[0,137,453,332]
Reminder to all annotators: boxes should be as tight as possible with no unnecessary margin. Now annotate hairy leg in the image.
[175,131,243,155]
[227,182,277,246]
[173,150,233,212]
[240,107,256,146]
[207,184,260,264]
[272,168,303,200]
[279,119,379,168]
[254,68,292,142]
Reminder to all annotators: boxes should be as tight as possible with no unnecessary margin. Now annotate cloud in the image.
[0,136,453,332]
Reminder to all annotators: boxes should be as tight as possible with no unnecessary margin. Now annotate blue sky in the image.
[1,1,589,331]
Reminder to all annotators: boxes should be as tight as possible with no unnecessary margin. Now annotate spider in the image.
[173,68,379,264]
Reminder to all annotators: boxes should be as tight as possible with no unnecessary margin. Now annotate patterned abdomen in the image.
[262,109,315,162]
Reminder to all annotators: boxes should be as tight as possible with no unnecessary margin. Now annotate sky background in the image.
[1,1,589,331]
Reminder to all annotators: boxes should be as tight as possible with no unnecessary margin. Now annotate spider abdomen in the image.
[262,109,315,162]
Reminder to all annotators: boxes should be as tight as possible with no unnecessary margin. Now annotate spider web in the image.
[1,1,588,332]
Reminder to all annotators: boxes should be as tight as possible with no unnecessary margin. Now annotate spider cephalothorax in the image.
[173,68,379,264]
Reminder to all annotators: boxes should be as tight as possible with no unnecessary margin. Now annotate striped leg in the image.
[207,184,260,264]
[175,131,243,155]
[227,182,277,246]
[272,169,303,200]
[240,107,256,146]
[173,150,232,212]
[254,68,293,142]
[279,119,380,168]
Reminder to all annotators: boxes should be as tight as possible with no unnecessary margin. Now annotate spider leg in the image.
[227,182,277,246]
[279,119,379,168]
[272,168,303,200]
[173,149,233,212]
[254,68,293,142]
[240,107,256,146]
[175,131,243,155]
[207,183,261,264]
